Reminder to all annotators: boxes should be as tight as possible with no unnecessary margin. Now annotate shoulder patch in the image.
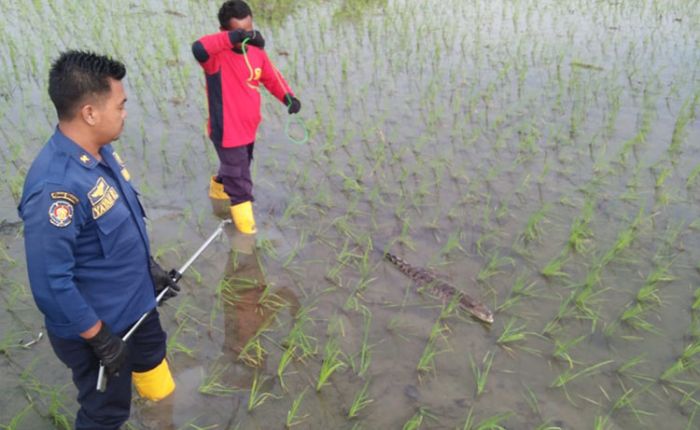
[49,200,74,228]
[50,191,79,205]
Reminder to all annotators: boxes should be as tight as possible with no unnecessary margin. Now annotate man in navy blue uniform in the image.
[18,51,180,429]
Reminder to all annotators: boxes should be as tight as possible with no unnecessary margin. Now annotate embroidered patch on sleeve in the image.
[50,191,79,205]
[49,200,74,228]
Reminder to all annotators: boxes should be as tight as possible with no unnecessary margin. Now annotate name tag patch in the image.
[88,177,120,219]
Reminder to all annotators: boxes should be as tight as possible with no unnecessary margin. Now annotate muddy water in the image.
[1,0,699,429]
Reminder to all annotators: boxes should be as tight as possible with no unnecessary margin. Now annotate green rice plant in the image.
[669,98,694,157]
[593,415,611,430]
[402,407,436,430]
[199,363,239,397]
[600,208,644,267]
[610,384,655,424]
[551,360,614,389]
[347,379,373,419]
[248,371,278,412]
[47,388,71,430]
[0,403,33,430]
[616,354,653,383]
[283,305,319,361]
[496,318,532,350]
[521,204,551,243]
[568,199,594,253]
[620,303,659,334]
[661,339,700,382]
[416,319,451,376]
[685,405,699,430]
[356,310,373,377]
[277,346,296,392]
[693,288,700,310]
[686,164,700,188]
[0,329,24,355]
[552,335,586,368]
[470,350,495,396]
[238,336,267,368]
[316,337,346,391]
[461,404,512,430]
[285,388,309,428]
[496,275,539,312]
[541,252,570,279]
[477,251,514,282]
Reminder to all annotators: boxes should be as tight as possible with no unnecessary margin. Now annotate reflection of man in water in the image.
[221,242,299,367]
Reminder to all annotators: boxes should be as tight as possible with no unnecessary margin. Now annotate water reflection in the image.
[221,230,300,370]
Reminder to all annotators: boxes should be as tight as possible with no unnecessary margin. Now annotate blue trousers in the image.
[214,142,255,205]
[48,310,167,430]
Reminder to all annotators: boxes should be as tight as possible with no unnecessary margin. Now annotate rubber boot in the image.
[132,358,176,401]
[208,176,229,200]
[230,201,257,234]
[209,176,230,219]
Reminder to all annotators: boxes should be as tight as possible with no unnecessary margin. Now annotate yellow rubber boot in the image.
[132,358,176,401]
[208,176,229,200]
[230,201,257,234]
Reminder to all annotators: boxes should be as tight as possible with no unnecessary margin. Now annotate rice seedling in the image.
[347,379,373,419]
[461,406,512,430]
[496,274,539,312]
[550,360,614,389]
[568,199,595,253]
[496,317,533,352]
[477,251,514,282]
[552,335,586,368]
[521,203,551,244]
[198,363,239,397]
[593,415,611,430]
[247,371,278,412]
[285,388,309,428]
[316,336,346,392]
[416,318,451,376]
[470,350,495,397]
[402,407,436,430]
[1,403,34,430]
[541,252,570,279]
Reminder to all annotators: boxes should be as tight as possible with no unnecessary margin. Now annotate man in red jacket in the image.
[192,0,301,234]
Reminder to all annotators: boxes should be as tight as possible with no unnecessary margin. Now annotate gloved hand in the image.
[284,94,301,114]
[244,30,265,49]
[86,323,128,377]
[228,29,247,45]
[149,257,180,303]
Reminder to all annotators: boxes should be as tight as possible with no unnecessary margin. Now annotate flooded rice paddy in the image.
[1,0,699,429]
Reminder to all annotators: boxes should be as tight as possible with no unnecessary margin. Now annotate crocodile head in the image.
[470,303,494,324]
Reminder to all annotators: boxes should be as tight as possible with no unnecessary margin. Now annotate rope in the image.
[241,37,309,145]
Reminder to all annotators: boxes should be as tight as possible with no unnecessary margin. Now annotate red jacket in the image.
[193,31,293,148]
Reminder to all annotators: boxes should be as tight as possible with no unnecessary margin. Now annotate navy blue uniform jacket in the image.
[18,128,156,340]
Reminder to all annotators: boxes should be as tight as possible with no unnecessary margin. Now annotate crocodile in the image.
[384,252,494,324]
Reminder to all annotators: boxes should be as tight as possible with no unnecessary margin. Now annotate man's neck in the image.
[58,122,103,161]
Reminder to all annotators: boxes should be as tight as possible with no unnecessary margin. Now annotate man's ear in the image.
[80,104,97,126]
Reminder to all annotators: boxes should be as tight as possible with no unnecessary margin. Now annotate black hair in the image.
[48,50,126,120]
[218,0,252,29]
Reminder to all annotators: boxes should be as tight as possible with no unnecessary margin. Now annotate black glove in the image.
[227,29,247,45]
[244,30,265,49]
[86,323,128,377]
[149,257,180,303]
[285,94,301,114]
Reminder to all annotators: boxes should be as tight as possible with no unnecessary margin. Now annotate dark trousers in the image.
[214,142,255,205]
[48,310,167,430]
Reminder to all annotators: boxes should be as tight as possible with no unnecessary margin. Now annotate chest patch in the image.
[88,177,120,219]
